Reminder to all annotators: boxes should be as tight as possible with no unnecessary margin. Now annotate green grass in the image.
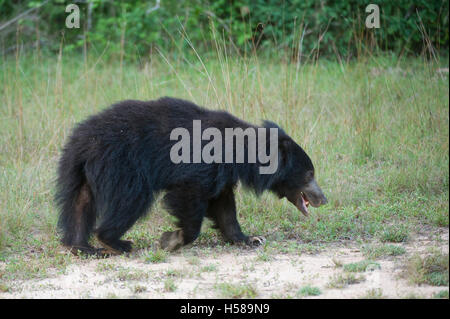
[404,249,449,286]
[379,225,409,243]
[166,269,185,278]
[256,245,274,262]
[187,256,201,266]
[116,267,149,281]
[433,290,449,299]
[297,285,322,297]
[343,260,380,272]
[361,244,406,259]
[215,282,258,298]
[164,278,178,292]
[144,249,167,264]
[327,273,366,289]
[96,261,117,272]
[201,264,218,272]
[0,44,448,282]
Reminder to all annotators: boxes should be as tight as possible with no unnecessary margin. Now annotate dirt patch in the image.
[1,229,448,299]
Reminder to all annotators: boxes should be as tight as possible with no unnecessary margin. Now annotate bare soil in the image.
[1,229,448,299]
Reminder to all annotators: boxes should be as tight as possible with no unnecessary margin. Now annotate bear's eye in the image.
[305,170,314,181]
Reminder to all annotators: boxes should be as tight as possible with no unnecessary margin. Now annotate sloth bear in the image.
[55,97,327,256]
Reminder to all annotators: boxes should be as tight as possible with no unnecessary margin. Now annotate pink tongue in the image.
[299,196,309,216]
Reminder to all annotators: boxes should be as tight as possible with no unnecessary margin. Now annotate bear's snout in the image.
[302,178,327,208]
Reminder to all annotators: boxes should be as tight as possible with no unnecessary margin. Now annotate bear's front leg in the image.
[160,184,208,251]
[207,187,265,247]
[160,229,184,251]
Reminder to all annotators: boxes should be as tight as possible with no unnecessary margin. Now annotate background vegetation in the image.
[1,0,449,59]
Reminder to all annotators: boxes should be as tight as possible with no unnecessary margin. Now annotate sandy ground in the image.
[1,229,448,299]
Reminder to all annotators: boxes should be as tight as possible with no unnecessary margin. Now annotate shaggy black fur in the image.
[55,97,326,256]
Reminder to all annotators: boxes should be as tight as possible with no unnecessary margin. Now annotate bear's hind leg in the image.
[96,193,154,255]
[207,187,265,247]
[58,182,105,256]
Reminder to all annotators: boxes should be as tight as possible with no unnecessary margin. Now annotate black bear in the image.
[55,97,327,256]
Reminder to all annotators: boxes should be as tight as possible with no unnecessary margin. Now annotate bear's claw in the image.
[246,236,266,246]
[160,230,184,251]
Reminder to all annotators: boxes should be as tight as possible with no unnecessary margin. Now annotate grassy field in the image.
[0,48,448,289]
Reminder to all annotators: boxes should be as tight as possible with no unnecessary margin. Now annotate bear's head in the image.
[269,132,328,216]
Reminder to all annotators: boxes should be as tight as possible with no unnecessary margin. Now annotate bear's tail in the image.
[55,153,96,252]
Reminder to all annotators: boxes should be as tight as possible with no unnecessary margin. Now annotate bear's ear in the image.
[262,120,280,129]
[279,135,291,149]
[278,135,291,166]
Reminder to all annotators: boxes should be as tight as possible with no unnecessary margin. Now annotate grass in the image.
[166,269,185,278]
[2,251,73,281]
[164,278,178,292]
[361,244,406,259]
[343,260,380,272]
[187,256,201,266]
[404,249,449,286]
[0,283,10,293]
[215,282,258,298]
[96,261,117,272]
[297,285,322,297]
[0,38,448,283]
[144,249,167,264]
[256,247,273,262]
[116,267,149,281]
[379,225,409,243]
[360,288,385,299]
[332,258,344,268]
[433,290,449,299]
[201,264,218,272]
[327,273,366,289]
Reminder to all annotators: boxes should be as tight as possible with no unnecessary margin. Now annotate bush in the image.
[0,0,448,59]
